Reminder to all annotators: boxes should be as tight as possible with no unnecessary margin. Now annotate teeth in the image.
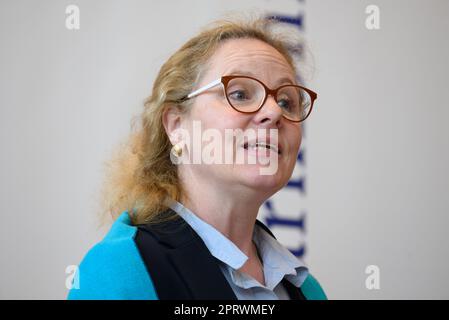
[243,142,280,154]
[256,142,271,149]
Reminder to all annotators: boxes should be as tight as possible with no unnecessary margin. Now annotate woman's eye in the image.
[229,90,249,100]
[277,98,291,109]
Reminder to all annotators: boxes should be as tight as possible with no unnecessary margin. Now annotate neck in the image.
[178,169,269,256]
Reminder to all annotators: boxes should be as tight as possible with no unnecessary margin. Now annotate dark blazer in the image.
[68,209,327,300]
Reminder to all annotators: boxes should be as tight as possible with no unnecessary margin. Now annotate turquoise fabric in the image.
[67,211,327,300]
[301,273,328,300]
[67,212,158,300]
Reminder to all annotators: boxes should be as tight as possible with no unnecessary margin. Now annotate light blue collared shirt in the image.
[165,198,309,300]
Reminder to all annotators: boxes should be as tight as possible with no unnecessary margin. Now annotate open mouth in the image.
[242,141,281,155]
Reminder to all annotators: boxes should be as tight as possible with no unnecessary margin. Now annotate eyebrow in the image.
[223,69,297,87]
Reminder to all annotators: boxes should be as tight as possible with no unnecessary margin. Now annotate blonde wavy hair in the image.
[99,14,300,226]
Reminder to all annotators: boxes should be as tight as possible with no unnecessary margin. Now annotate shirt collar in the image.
[251,225,308,289]
[164,197,248,269]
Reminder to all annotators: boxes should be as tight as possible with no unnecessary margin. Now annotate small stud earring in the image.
[172,143,183,157]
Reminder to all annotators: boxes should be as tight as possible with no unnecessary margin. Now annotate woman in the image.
[68,16,326,300]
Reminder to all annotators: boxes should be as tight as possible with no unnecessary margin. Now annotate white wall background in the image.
[1,0,448,299]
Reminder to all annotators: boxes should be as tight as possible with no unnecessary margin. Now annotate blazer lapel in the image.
[166,241,238,300]
[140,209,237,300]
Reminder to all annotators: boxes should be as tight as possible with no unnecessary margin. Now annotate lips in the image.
[242,139,282,155]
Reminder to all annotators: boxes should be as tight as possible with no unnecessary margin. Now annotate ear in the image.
[162,104,184,145]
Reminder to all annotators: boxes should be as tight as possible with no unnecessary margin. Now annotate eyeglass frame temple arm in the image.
[186,78,222,99]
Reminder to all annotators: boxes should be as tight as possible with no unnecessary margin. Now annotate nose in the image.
[254,94,283,127]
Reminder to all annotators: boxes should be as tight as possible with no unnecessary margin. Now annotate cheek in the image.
[192,98,244,128]
[287,125,302,151]
[196,103,250,133]
[285,125,302,159]
[185,101,250,160]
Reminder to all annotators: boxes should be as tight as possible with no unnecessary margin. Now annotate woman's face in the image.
[180,38,302,199]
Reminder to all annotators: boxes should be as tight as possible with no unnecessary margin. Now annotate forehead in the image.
[205,38,296,82]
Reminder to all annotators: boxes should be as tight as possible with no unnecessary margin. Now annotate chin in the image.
[238,164,287,192]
